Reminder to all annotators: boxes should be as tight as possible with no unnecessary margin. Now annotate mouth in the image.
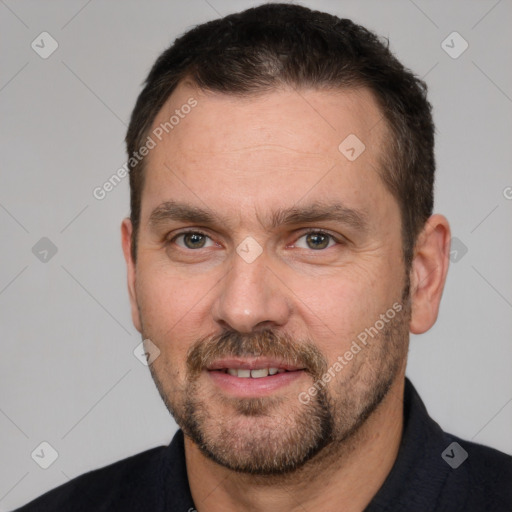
[214,367,288,378]
[206,358,306,396]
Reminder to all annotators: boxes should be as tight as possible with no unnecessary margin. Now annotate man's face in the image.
[125,83,411,474]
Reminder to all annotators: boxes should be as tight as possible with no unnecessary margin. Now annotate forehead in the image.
[141,82,395,228]
[150,81,385,160]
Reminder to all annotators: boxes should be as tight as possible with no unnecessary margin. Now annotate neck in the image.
[184,376,405,512]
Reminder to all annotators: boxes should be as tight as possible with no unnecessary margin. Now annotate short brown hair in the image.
[126,3,435,265]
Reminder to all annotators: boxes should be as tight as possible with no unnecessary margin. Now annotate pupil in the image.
[307,233,329,250]
[185,233,206,249]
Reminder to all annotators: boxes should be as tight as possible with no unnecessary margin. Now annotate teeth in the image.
[225,367,286,378]
[250,368,268,378]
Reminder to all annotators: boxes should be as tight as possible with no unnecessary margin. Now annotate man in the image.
[14,3,512,511]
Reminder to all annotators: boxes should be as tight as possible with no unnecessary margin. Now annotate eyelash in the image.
[167,229,343,250]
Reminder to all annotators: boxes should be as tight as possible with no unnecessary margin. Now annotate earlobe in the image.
[409,214,451,334]
[121,218,142,333]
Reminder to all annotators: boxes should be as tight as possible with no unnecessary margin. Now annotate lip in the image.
[206,357,306,397]
[206,357,304,372]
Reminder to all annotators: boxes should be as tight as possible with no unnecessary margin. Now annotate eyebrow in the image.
[269,202,368,232]
[148,200,368,232]
[149,201,216,227]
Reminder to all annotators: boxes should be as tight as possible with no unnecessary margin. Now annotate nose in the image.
[211,248,292,333]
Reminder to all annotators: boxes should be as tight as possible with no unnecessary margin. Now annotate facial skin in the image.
[122,82,450,511]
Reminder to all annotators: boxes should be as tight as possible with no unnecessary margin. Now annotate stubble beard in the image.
[145,287,411,476]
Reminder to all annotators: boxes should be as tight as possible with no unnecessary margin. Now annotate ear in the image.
[121,218,142,333]
[409,214,451,334]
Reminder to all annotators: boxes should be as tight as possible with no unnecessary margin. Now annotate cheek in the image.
[135,262,210,346]
[289,264,401,357]
[136,268,209,389]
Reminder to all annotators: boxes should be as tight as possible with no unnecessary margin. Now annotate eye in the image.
[172,231,215,250]
[294,231,338,250]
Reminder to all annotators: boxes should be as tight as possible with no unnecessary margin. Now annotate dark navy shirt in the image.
[13,379,512,511]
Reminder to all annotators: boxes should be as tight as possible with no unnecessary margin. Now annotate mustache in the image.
[186,329,328,379]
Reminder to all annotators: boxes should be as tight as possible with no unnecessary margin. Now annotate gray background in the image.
[1,0,511,509]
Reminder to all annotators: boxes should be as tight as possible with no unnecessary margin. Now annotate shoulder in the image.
[440,432,512,511]
[13,445,167,512]
[377,379,512,512]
